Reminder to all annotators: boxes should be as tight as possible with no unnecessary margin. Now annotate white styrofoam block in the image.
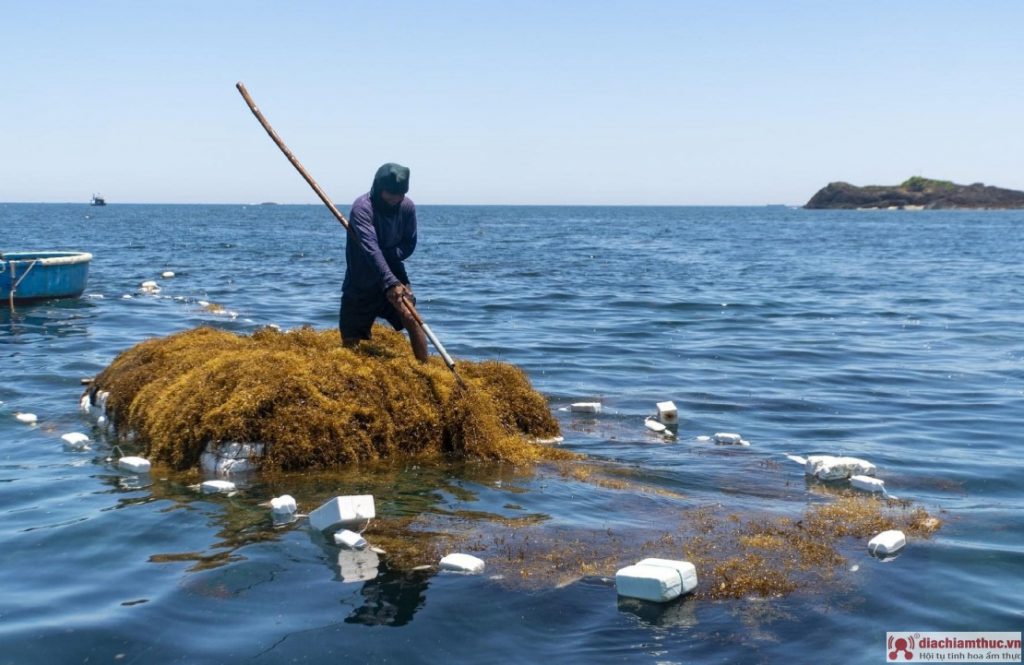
[645,417,667,434]
[333,529,368,550]
[635,558,698,596]
[616,563,689,603]
[868,530,906,556]
[270,495,297,514]
[850,474,886,493]
[309,495,376,532]
[79,393,91,412]
[714,432,742,445]
[439,553,485,574]
[696,435,711,442]
[656,401,678,424]
[533,436,564,445]
[118,456,151,473]
[15,413,37,424]
[338,548,379,582]
[570,402,601,414]
[201,480,236,494]
[786,454,807,465]
[200,442,264,475]
[161,271,175,278]
[61,432,90,449]
[805,455,876,480]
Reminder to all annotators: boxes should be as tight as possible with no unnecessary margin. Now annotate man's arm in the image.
[383,205,417,263]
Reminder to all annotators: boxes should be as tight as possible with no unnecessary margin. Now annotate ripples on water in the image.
[1,204,1022,663]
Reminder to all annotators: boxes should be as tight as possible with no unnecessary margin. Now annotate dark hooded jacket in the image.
[342,164,417,294]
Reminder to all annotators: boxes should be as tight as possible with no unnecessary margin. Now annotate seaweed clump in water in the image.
[89,325,567,470]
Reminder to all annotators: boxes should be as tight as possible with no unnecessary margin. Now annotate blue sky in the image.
[2,1,1021,205]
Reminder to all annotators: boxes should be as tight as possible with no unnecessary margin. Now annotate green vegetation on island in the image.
[805,176,1024,209]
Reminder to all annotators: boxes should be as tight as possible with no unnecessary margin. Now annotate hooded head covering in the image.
[371,162,410,197]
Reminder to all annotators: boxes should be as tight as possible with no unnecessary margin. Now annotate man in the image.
[340,162,428,362]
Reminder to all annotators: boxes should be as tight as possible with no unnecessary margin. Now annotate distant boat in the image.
[91,194,106,206]
[1,251,93,303]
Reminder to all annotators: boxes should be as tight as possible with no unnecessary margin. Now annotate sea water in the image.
[1,203,1022,663]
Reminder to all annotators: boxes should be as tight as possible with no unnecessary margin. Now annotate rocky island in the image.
[805,177,1024,210]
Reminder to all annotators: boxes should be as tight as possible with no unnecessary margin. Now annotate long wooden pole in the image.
[235,82,460,377]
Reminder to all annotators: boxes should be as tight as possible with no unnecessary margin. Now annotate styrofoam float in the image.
[309,495,376,532]
[868,530,906,556]
[656,401,678,425]
[616,558,698,603]
[199,442,263,475]
[333,529,368,550]
[201,480,236,494]
[713,432,742,445]
[850,474,886,493]
[805,455,876,480]
[15,413,37,424]
[645,417,667,434]
[270,495,297,515]
[118,456,151,473]
[61,432,91,450]
[439,553,485,574]
[570,402,601,414]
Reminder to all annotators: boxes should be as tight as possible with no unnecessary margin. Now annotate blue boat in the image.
[0,251,93,303]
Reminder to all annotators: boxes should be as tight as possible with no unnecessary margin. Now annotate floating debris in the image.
[570,402,602,414]
[439,553,485,574]
[161,271,175,278]
[805,455,876,480]
[655,401,678,425]
[309,495,375,532]
[61,432,90,450]
[139,280,160,294]
[645,417,668,434]
[270,495,297,516]
[118,456,151,474]
[86,326,565,471]
[200,479,236,494]
[616,558,698,603]
[868,529,906,556]
[713,432,743,445]
[199,442,263,475]
[850,474,886,493]
[15,412,37,425]
[333,529,368,550]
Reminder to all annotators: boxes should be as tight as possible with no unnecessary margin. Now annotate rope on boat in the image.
[12,260,38,291]
[6,259,39,308]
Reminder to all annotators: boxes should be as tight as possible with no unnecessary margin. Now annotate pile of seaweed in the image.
[89,325,566,470]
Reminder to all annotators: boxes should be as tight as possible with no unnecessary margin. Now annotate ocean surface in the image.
[1,203,1021,664]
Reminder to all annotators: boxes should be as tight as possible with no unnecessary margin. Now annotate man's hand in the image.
[386,284,412,310]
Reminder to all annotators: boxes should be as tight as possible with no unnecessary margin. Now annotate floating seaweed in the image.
[89,325,568,470]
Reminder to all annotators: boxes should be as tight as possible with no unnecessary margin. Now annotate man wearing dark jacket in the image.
[340,162,428,362]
